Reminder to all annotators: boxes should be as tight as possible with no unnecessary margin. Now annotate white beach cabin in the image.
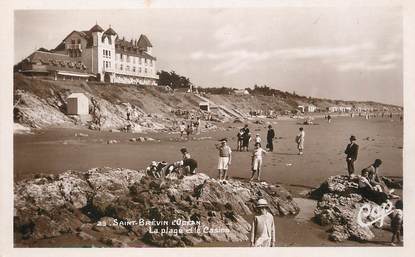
[67,93,89,115]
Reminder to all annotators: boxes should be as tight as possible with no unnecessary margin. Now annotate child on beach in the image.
[250,143,267,181]
[250,199,275,247]
[390,200,403,246]
[255,134,262,144]
[215,138,232,181]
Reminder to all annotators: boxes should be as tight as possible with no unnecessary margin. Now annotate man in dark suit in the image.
[266,125,275,152]
[344,135,359,176]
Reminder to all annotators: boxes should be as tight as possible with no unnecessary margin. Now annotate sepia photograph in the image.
[6,1,409,252]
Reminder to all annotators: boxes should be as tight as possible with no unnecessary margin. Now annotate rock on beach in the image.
[309,175,394,242]
[14,168,299,247]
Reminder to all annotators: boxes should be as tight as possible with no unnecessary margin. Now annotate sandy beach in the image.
[15,116,403,186]
[13,115,403,247]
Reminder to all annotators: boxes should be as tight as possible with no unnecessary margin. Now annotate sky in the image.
[14,7,403,106]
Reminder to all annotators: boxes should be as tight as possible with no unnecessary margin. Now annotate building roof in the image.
[104,27,117,36]
[115,38,156,60]
[68,92,89,98]
[51,25,156,60]
[23,51,90,74]
[53,30,94,52]
[137,34,153,48]
[89,24,104,33]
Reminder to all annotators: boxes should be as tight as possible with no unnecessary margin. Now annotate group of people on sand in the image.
[344,135,399,201]
[248,132,403,247]
[145,147,198,179]
[178,117,201,140]
[146,118,402,247]
[344,134,403,245]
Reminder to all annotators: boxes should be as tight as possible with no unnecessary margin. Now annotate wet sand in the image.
[13,116,403,247]
[14,116,403,186]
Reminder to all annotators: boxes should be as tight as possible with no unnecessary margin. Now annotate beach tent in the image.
[67,93,89,115]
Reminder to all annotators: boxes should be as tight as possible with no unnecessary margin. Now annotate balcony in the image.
[66,44,82,51]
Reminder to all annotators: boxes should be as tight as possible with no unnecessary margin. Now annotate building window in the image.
[139,67,142,73]
[77,39,81,44]
[133,67,136,72]
[71,39,75,44]
[120,53,123,61]
[126,65,130,71]
[120,64,123,70]
[109,51,111,57]
[145,68,147,73]
[103,61,105,69]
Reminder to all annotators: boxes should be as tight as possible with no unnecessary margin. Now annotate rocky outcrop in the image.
[309,175,389,242]
[14,89,74,128]
[14,168,299,247]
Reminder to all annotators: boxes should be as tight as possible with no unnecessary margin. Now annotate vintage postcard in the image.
[1,0,414,257]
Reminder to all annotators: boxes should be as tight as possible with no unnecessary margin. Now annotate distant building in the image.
[327,106,338,112]
[67,93,89,115]
[234,89,250,95]
[305,105,317,113]
[19,24,158,85]
[327,106,352,113]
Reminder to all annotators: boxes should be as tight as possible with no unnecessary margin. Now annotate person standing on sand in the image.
[242,126,252,152]
[179,122,186,139]
[237,129,244,151]
[266,125,275,152]
[186,123,193,140]
[327,115,332,123]
[250,143,267,181]
[250,199,275,247]
[295,127,305,155]
[344,135,359,176]
[390,200,403,246]
[215,138,232,181]
[241,124,250,151]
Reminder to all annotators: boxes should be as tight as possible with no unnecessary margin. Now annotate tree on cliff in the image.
[157,70,192,89]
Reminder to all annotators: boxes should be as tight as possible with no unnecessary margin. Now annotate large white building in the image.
[21,24,158,85]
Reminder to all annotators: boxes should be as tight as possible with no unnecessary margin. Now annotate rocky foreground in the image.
[309,175,402,242]
[14,168,299,247]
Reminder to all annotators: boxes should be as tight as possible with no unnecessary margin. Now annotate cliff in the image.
[13,74,400,131]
